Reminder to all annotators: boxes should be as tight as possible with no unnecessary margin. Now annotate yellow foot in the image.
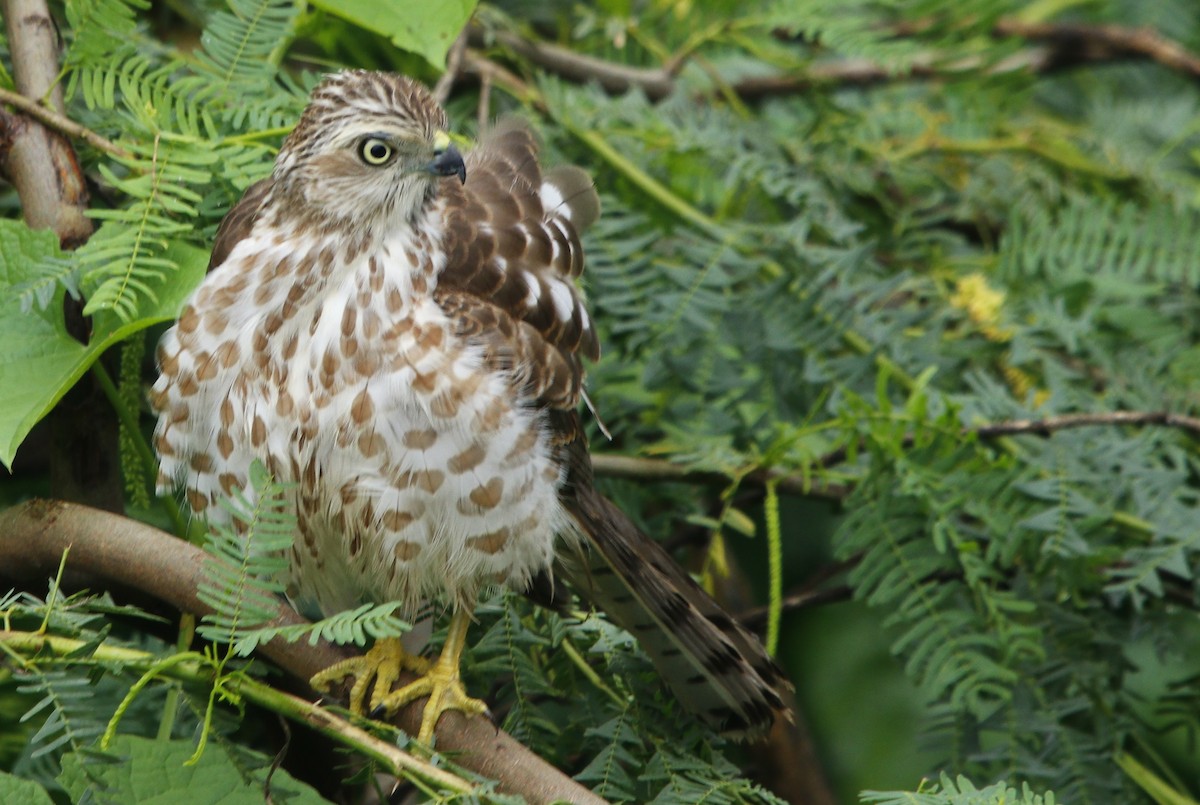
[375,653,489,744]
[310,637,432,715]
[310,611,488,745]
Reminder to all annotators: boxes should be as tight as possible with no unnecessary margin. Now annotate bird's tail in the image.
[559,481,791,740]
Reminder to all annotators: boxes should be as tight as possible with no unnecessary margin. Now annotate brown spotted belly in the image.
[158,286,569,618]
[153,221,576,617]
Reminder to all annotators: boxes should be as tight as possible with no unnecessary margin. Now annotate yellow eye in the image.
[359,137,393,166]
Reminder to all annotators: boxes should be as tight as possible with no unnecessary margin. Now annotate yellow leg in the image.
[375,609,489,743]
[310,610,488,744]
[310,637,432,715]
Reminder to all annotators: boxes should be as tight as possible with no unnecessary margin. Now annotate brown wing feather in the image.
[208,178,274,271]
[435,288,582,411]
[435,124,789,739]
[438,119,600,365]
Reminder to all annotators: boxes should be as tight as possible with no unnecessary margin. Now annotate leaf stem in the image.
[561,637,628,709]
[90,361,188,536]
[763,479,783,656]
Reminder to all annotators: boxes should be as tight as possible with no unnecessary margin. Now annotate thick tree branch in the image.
[0,500,606,805]
[2,0,93,247]
[4,0,125,515]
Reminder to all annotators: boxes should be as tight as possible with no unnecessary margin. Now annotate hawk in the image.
[152,70,788,743]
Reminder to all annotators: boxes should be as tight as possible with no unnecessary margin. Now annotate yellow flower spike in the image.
[950,273,1014,342]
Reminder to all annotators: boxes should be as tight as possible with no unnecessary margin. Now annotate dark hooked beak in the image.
[427,143,466,184]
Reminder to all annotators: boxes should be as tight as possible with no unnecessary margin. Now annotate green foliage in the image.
[460,594,786,804]
[0,222,206,470]
[117,331,150,509]
[196,460,296,650]
[862,774,1056,805]
[309,0,479,69]
[196,460,411,655]
[58,734,326,804]
[0,770,55,805]
[4,0,1200,802]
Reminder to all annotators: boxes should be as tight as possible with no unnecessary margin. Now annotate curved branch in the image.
[472,26,676,100]
[0,500,606,805]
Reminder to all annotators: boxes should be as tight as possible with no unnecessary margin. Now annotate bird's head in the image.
[273,71,465,233]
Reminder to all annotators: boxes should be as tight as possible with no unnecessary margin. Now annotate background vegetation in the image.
[2,0,1200,803]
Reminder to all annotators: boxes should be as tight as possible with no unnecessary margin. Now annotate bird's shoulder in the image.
[434,119,601,392]
[208,178,275,272]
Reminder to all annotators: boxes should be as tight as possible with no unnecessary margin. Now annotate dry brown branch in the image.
[472,26,676,100]
[0,500,607,805]
[3,0,125,514]
[465,18,1200,106]
[463,50,537,103]
[994,19,1200,79]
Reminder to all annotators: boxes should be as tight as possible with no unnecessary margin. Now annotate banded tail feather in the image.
[559,480,791,739]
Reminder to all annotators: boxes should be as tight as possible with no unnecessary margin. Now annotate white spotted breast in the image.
[151,204,572,616]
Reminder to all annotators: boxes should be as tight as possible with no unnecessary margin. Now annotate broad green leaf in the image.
[0,220,206,470]
[0,771,55,805]
[58,735,326,804]
[308,0,476,68]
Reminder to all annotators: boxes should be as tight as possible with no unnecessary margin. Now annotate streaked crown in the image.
[271,71,454,232]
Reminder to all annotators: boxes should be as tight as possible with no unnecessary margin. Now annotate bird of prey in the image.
[152,70,788,744]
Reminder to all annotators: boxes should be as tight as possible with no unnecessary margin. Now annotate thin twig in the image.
[739,586,853,629]
[0,85,129,159]
[817,409,1200,470]
[595,410,1200,496]
[973,410,1200,438]
[473,26,675,99]
[432,28,470,106]
[590,454,849,500]
[463,50,540,108]
[466,19,1200,107]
